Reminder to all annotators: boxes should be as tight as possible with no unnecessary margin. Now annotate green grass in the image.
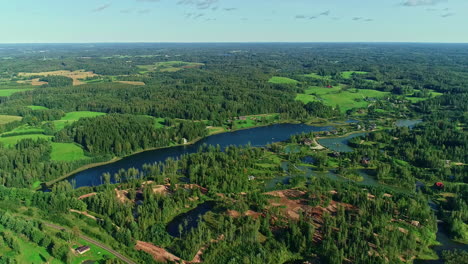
[268,76,299,85]
[0,135,53,147]
[320,89,389,112]
[53,111,106,131]
[1,124,44,136]
[27,105,49,110]
[295,94,320,104]
[50,142,90,161]
[154,117,166,129]
[0,88,34,97]
[0,115,22,125]
[304,85,343,95]
[71,238,116,264]
[341,71,368,79]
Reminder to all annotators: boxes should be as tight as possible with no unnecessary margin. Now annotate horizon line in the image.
[1,41,468,45]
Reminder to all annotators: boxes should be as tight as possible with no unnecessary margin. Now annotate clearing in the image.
[268,76,299,85]
[53,111,106,131]
[27,105,49,110]
[341,71,368,79]
[0,88,34,96]
[0,115,22,125]
[116,81,146,86]
[0,135,53,147]
[18,70,98,86]
[50,142,90,161]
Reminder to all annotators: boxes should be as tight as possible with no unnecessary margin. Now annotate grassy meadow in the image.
[0,115,22,125]
[50,143,89,161]
[268,76,299,85]
[53,111,106,131]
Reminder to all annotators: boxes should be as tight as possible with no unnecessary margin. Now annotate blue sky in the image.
[0,0,467,43]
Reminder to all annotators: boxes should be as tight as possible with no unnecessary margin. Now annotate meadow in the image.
[0,114,22,125]
[53,111,106,131]
[18,70,97,86]
[0,88,34,96]
[341,71,368,79]
[0,134,53,147]
[27,105,49,110]
[50,142,89,162]
[268,76,299,85]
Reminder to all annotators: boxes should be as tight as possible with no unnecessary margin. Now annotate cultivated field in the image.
[0,115,22,125]
[0,88,34,96]
[116,81,146,86]
[18,70,98,86]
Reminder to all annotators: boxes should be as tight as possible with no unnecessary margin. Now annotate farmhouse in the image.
[239,116,247,121]
[302,138,313,146]
[76,245,91,255]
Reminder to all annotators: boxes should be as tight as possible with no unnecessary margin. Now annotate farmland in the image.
[0,88,34,96]
[0,115,22,125]
[18,70,97,86]
[341,71,368,79]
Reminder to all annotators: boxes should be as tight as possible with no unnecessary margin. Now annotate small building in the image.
[434,182,444,189]
[248,175,255,181]
[303,138,313,146]
[239,116,247,121]
[76,246,91,255]
[326,85,333,88]
[361,157,371,165]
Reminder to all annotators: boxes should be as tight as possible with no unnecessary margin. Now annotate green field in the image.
[320,89,389,112]
[232,114,279,129]
[406,90,443,103]
[296,85,389,112]
[0,88,34,96]
[0,115,22,125]
[1,124,45,136]
[295,93,320,104]
[138,61,204,73]
[0,135,53,147]
[27,105,49,110]
[53,111,106,131]
[341,71,368,79]
[154,117,166,129]
[268,76,299,85]
[50,142,89,161]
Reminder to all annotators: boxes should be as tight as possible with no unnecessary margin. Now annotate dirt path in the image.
[42,222,136,264]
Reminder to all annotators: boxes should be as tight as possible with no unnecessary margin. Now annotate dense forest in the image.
[0,43,466,263]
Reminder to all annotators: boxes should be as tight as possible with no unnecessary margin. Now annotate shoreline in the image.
[42,119,351,188]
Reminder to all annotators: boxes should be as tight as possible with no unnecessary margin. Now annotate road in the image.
[42,222,137,264]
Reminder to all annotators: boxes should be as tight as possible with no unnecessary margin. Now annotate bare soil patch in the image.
[116,81,145,86]
[18,70,97,86]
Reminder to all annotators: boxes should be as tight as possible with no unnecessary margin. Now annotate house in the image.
[76,246,91,255]
[434,182,444,189]
[303,138,313,146]
[326,85,333,88]
[361,157,371,165]
[248,175,255,181]
[239,116,247,121]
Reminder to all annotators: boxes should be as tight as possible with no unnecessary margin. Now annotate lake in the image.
[68,123,333,188]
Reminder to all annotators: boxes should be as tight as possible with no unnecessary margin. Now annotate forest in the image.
[0,43,466,263]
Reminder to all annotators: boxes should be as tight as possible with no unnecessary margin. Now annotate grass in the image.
[0,88,34,96]
[70,238,116,264]
[1,124,45,136]
[320,90,378,112]
[50,143,90,161]
[406,90,444,103]
[268,76,299,85]
[0,115,22,125]
[27,105,49,110]
[341,71,368,79]
[0,135,53,147]
[154,117,166,129]
[232,114,280,129]
[53,111,106,131]
[295,94,320,104]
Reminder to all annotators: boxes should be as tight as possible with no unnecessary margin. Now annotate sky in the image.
[0,0,467,43]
